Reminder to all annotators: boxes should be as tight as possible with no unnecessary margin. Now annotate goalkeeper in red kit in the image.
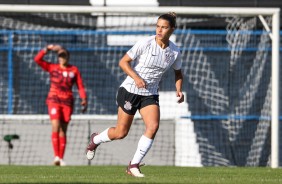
[34,44,87,166]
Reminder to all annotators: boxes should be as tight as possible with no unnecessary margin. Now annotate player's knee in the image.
[52,126,60,132]
[59,131,66,137]
[147,123,159,134]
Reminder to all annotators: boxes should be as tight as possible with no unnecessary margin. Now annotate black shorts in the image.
[116,87,159,115]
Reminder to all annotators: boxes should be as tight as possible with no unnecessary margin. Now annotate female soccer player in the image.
[34,44,87,166]
[86,12,184,177]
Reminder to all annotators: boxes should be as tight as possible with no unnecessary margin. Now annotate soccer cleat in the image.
[53,156,60,166]
[85,132,99,160]
[60,159,66,166]
[126,162,145,178]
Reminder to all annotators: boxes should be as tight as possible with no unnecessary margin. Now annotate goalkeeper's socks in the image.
[93,128,111,144]
[59,136,66,159]
[51,132,59,157]
[131,135,153,164]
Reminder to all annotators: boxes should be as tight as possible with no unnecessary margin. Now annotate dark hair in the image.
[158,12,177,28]
[58,49,70,60]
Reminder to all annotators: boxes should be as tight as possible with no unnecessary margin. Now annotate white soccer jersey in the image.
[120,35,182,96]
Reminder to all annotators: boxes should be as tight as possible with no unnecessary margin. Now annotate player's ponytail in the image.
[158,12,177,28]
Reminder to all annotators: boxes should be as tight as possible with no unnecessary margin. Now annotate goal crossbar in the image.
[0,5,279,15]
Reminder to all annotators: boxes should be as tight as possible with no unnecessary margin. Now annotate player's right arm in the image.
[119,54,146,89]
[34,45,52,71]
[119,38,149,89]
[34,44,63,71]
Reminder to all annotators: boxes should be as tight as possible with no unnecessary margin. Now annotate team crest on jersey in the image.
[69,72,75,78]
[165,53,174,63]
[63,71,68,77]
[124,101,132,110]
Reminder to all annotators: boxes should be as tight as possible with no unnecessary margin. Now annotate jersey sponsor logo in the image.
[69,72,75,78]
[124,101,132,110]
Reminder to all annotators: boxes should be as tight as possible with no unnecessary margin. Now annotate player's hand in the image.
[176,91,184,103]
[46,44,62,52]
[81,99,88,113]
[46,44,54,50]
[134,77,147,89]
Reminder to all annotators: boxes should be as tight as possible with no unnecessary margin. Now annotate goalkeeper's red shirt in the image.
[34,50,87,107]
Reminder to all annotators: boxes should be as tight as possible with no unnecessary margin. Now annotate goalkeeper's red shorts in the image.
[48,103,73,123]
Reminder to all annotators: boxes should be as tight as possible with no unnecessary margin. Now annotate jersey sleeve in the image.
[75,68,87,99]
[172,52,182,70]
[34,49,51,72]
[126,39,148,60]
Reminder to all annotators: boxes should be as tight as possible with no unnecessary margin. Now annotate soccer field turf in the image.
[0,165,281,184]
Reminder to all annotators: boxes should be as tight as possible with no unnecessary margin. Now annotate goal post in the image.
[271,10,280,169]
[0,5,279,167]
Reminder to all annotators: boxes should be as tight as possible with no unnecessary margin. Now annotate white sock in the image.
[93,128,111,145]
[131,135,153,165]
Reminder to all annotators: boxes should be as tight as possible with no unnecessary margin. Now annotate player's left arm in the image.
[174,69,184,103]
[75,68,87,113]
[173,51,184,103]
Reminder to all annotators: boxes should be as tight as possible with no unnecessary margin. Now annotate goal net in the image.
[0,5,280,167]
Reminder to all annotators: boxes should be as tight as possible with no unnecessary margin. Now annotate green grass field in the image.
[0,165,281,184]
